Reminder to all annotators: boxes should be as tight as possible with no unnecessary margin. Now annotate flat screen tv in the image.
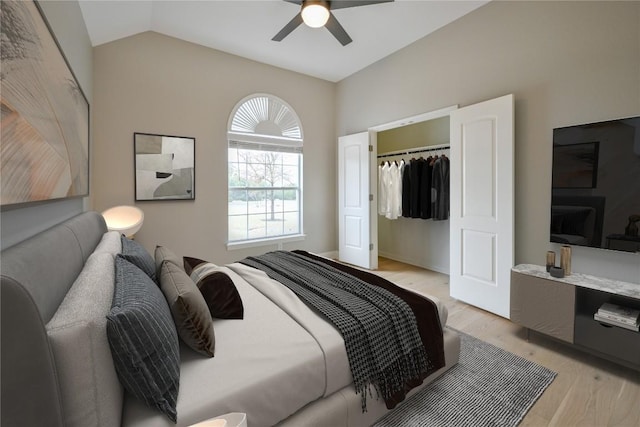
[550,115,640,253]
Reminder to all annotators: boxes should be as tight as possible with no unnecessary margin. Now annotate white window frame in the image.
[226,94,304,249]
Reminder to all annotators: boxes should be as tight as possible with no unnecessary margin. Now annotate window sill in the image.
[226,234,306,251]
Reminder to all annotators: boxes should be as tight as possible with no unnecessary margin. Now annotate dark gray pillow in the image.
[107,256,180,422]
[121,235,157,283]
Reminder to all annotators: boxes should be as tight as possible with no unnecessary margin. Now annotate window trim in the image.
[226,233,306,251]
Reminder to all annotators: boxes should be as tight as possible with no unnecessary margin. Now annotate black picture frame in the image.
[134,132,195,201]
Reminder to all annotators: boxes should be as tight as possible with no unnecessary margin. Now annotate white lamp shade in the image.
[101,205,144,236]
[302,3,329,28]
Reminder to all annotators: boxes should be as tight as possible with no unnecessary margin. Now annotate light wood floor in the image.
[374,257,640,427]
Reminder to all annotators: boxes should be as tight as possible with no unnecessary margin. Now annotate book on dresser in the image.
[594,303,640,331]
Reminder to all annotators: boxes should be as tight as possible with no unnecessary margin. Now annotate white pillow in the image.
[46,252,123,427]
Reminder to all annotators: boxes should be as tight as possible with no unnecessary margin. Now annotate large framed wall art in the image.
[134,133,195,201]
[0,0,90,207]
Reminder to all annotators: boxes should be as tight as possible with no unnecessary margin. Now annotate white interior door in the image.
[449,94,514,318]
[338,132,378,269]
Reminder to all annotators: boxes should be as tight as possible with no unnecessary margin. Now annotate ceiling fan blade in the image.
[283,0,303,5]
[325,12,352,46]
[272,12,304,42]
[329,0,394,10]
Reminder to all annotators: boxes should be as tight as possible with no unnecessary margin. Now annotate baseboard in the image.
[317,250,338,260]
[378,250,449,275]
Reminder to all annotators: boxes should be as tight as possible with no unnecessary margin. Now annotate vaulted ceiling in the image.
[79,0,489,82]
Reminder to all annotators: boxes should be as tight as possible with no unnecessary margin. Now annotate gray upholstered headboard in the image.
[1,211,107,427]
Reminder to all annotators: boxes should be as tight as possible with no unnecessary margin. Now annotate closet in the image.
[376,116,451,274]
[338,94,515,318]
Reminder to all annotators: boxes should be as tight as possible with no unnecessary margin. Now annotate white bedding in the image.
[228,262,352,397]
[122,266,326,427]
[122,263,449,427]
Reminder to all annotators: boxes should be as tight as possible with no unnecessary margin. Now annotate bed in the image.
[1,211,460,427]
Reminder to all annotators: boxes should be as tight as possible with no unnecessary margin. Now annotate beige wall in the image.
[92,32,336,264]
[377,117,449,154]
[337,1,640,283]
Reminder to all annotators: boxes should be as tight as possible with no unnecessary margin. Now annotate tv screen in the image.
[552,142,599,189]
[550,116,640,253]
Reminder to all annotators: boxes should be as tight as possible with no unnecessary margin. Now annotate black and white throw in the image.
[240,251,434,411]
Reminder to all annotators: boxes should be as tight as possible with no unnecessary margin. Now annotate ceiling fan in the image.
[272,0,394,46]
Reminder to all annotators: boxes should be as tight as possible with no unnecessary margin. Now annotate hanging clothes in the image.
[378,162,390,216]
[386,160,404,220]
[378,145,450,221]
[431,156,450,220]
[420,157,433,219]
[409,158,424,218]
[378,160,404,220]
[401,162,411,218]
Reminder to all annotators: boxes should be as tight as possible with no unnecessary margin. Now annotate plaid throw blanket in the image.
[240,251,433,411]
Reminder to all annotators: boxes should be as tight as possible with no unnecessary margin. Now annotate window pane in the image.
[247,162,266,186]
[284,212,299,235]
[228,163,240,184]
[229,190,248,214]
[268,189,284,219]
[265,152,282,164]
[228,215,248,241]
[228,148,239,162]
[268,163,284,187]
[282,152,299,165]
[283,165,299,187]
[229,163,247,185]
[247,214,267,239]
[266,212,284,237]
[283,189,298,205]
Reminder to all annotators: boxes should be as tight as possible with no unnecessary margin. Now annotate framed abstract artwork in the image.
[134,133,195,201]
[0,0,90,207]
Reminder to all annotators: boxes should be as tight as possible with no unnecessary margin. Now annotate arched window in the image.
[227,94,304,246]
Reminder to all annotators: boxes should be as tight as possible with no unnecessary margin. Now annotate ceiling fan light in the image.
[301,3,330,28]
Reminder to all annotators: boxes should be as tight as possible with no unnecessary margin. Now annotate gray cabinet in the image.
[510,264,640,371]
[510,269,575,343]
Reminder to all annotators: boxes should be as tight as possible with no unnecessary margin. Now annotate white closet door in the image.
[338,132,378,269]
[449,94,514,318]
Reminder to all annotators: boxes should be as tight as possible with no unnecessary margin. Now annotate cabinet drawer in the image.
[574,314,640,368]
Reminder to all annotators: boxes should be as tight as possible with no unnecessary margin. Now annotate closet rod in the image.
[377,143,450,159]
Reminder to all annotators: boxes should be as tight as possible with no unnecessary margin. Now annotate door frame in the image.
[338,105,458,269]
[366,105,458,268]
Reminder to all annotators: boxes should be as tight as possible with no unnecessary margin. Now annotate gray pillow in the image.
[93,231,122,256]
[106,255,180,422]
[46,252,122,427]
[120,235,157,283]
[159,261,215,356]
[155,245,184,279]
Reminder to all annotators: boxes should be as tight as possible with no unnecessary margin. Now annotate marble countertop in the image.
[513,264,640,300]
